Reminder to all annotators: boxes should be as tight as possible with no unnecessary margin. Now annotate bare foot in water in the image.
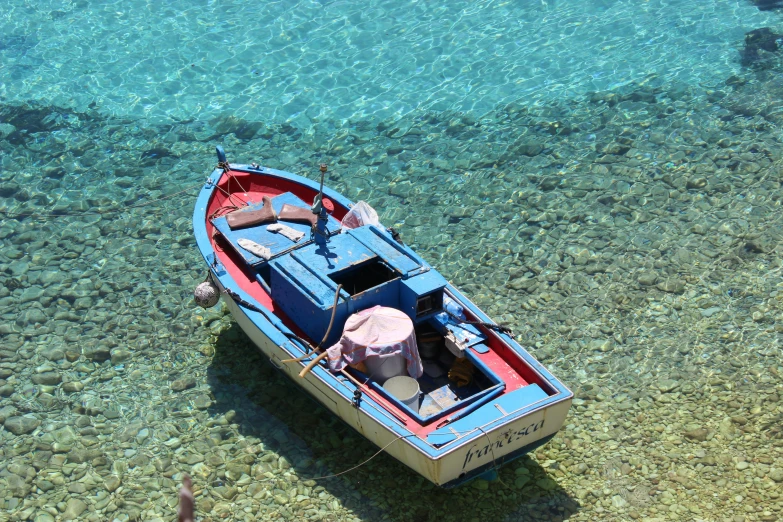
[178,474,194,522]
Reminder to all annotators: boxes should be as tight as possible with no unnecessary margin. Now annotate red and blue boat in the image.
[192,147,572,487]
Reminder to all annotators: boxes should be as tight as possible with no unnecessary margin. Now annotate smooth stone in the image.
[83,345,111,362]
[62,381,84,393]
[226,462,251,478]
[571,463,588,474]
[471,479,489,490]
[32,372,61,386]
[110,349,132,364]
[215,486,238,500]
[770,469,783,482]
[68,482,87,494]
[34,514,55,522]
[514,475,531,489]
[193,394,212,410]
[171,377,196,392]
[24,308,48,325]
[52,443,72,453]
[656,279,685,294]
[637,272,658,286]
[63,498,87,520]
[41,348,66,361]
[0,404,18,423]
[53,426,78,445]
[19,286,45,304]
[657,379,679,393]
[5,415,41,435]
[611,495,629,508]
[700,307,722,318]
[180,452,204,465]
[684,428,708,442]
[736,461,749,471]
[104,475,121,492]
[36,480,55,492]
[136,428,149,443]
[67,448,103,464]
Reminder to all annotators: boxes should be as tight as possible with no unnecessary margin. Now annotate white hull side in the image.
[222,293,569,486]
[435,399,572,483]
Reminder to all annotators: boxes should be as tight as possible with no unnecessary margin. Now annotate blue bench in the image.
[211,192,341,266]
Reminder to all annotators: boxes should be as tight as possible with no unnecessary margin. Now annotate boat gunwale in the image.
[193,162,573,462]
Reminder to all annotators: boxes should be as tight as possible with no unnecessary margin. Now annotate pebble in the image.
[684,428,708,442]
[104,475,122,492]
[657,379,679,393]
[63,499,87,520]
[0,405,18,423]
[83,345,111,362]
[4,415,41,435]
[31,372,61,385]
[62,381,84,393]
[171,377,196,391]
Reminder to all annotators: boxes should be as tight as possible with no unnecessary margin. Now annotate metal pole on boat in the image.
[312,163,330,245]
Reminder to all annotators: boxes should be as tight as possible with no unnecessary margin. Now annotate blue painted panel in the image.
[347,226,422,277]
[272,255,337,308]
[426,384,547,446]
[211,192,341,266]
[270,253,342,344]
[470,343,490,354]
[400,270,447,320]
[292,232,376,276]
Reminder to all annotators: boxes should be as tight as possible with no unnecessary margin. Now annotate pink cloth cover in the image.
[326,306,423,378]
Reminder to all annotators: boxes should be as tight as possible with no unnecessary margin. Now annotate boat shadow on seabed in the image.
[179,323,581,521]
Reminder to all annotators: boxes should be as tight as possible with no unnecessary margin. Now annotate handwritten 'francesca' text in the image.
[461,419,545,470]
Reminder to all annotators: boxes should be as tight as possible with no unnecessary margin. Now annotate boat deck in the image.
[206,169,553,445]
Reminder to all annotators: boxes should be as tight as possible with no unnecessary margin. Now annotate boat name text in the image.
[461,420,545,470]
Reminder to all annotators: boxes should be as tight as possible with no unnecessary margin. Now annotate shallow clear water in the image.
[2,0,783,521]
[1,0,777,124]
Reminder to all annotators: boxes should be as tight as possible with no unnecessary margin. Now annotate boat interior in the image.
[210,173,556,441]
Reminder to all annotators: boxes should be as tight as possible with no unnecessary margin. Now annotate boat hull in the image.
[216,275,571,487]
[193,160,573,487]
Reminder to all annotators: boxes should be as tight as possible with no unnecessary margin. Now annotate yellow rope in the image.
[448,356,474,387]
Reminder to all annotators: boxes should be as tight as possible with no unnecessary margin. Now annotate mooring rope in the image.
[446,311,514,337]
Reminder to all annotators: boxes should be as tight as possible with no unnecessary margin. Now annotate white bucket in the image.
[383,376,420,413]
[364,354,406,382]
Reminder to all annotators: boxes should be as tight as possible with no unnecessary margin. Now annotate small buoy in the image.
[194,280,220,308]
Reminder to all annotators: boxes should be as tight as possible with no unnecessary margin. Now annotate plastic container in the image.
[364,354,406,382]
[383,376,420,413]
[418,341,439,360]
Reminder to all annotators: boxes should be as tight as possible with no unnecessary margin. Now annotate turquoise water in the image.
[1,0,776,123]
[2,1,783,521]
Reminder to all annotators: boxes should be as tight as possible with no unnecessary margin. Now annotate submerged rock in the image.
[4,415,40,435]
[741,27,783,67]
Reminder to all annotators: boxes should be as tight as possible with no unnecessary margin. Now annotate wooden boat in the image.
[192,147,572,487]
